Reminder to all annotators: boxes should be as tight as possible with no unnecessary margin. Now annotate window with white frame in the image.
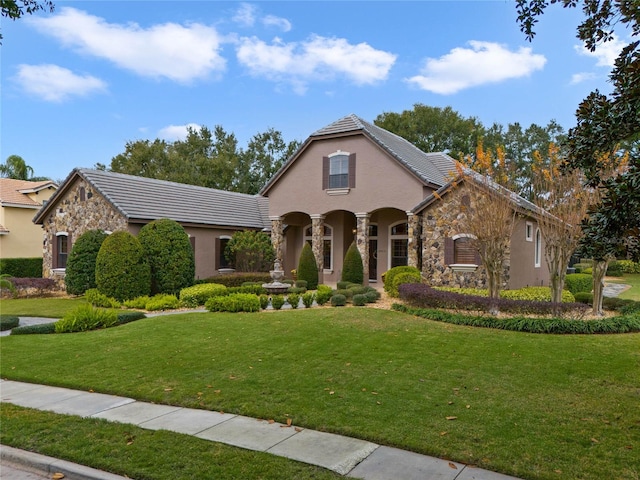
[54,232,69,269]
[389,222,408,268]
[304,224,333,270]
[329,154,349,188]
[535,228,542,267]
[526,221,533,242]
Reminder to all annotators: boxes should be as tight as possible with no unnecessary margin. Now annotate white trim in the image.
[525,221,533,242]
[535,228,542,268]
[450,264,479,272]
[326,188,350,196]
[328,150,350,158]
[0,202,42,209]
[452,233,477,241]
[56,231,68,237]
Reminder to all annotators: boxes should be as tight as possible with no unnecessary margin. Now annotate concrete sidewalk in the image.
[0,379,521,480]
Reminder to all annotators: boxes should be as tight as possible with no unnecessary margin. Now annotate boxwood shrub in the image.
[271,295,285,310]
[564,274,592,295]
[0,315,19,331]
[259,294,269,310]
[65,229,108,295]
[302,292,315,308]
[179,283,227,307]
[287,293,300,309]
[315,285,333,306]
[331,294,347,307]
[11,322,57,335]
[205,293,260,313]
[201,272,271,287]
[144,294,180,311]
[353,294,368,306]
[384,266,421,297]
[297,243,318,290]
[341,242,363,284]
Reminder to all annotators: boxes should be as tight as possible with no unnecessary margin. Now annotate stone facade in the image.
[420,184,510,289]
[42,178,128,283]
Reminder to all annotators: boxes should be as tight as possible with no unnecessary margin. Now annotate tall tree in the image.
[1,0,54,43]
[516,0,640,259]
[375,104,484,159]
[1,155,34,180]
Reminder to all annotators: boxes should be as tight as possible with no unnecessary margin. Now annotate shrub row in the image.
[0,315,19,331]
[0,258,42,278]
[199,272,272,287]
[435,285,575,303]
[205,293,261,313]
[564,274,592,295]
[616,259,640,274]
[11,310,146,335]
[392,304,640,335]
[398,283,588,317]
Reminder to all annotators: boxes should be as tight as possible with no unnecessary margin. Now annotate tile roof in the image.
[0,178,57,208]
[34,169,270,230]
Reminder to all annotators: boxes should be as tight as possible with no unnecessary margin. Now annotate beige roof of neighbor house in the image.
[33,168,271,230]
[0,178,57,208]
[260,114,458,194]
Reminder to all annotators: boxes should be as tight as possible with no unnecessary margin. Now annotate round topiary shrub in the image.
[271,295,285,310]
[341,242,363,284]
[297,243,318,290]
[384,266,421,297]
[138,219,195,295]
[331,294,347,307]
[574,292,593,304]
[96,231,151,302]
[65,229,108,295]
[352,293,367,306]
[392,271,422,297]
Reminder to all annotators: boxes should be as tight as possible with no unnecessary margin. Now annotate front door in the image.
[369,239,378,281]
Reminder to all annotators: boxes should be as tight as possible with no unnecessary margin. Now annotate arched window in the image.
[389,221,408,268]
[535,228,542,268]
[53,232,69,269]
[304,224,333,270]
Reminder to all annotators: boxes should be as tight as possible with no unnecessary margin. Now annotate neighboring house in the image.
[0,178,58,259]
[260,114,550,289]
[34,114,550,290]
[33,169,269,281]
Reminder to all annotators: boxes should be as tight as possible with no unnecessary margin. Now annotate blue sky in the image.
[1,1,629,183]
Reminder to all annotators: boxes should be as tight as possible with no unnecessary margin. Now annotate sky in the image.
[1,1,630,183]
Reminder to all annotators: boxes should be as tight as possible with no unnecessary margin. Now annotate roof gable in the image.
[0,178,57,208]
[34,169,270,230]
[260,114,457,195]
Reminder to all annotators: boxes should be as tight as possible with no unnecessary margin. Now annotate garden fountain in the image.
[262,259,290,294]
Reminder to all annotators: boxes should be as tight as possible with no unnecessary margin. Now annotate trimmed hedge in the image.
[564,274,592,295]
[384,266,421,297]
[65,230,107,295]
[297,243,318,290]
[11,322,57,335]
[341,242,364,285]
[0,258,42,278]
[144,294,180,311]
[0,315,19,331]
[392,304,640,335]
[353,294,368,306]
[287,293,300,309]
[399,283,588,317]
[271,295,285,310]
[96,231,151,302]
[200,272,272,287]
[331,294,347,306]
[179,283,227,307]
[138,219,195,295]
[205,293,261,313]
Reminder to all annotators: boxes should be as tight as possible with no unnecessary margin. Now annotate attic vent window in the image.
[80,187,86,201]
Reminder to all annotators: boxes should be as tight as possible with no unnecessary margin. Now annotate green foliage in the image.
[205,293,260,313]
[179,283,227,307]
[301,292,315,308]
[226,231,275,272]
[617,260,640,274]
[341,242,363,284]
[297,243,318,290]
[333,289,353,300]
[55,304,118,333]
[287,286,306,295]
[95,231,151,302]
[564,274,593,296]
[331,294,347,307]
[582,267,593,275]
[116,311,146,325]
[287,293,300,309]
[392,271,421,295]
[0,257,42,278]
[85,288,121,309]
[0,274,16,296]
[10,322,56,335]
[294,280,308,289]
[259,294,269,310]
[138,219,195,295]
[144,294,180,311]
[500,286,576,303]
[352,294,368,306]
[227,284,267,296]
[270,295,285,310]
[123,296,151,309]
[336,281,351,290]
[0,315,19,331]
[574,292,593,304]
[315,285,333,306]
[200,273,272,287]
[393,304,640,335]
[365,289,380,303]
[605,261,624,277]
[65,230,108,295]
[384,266,421,297]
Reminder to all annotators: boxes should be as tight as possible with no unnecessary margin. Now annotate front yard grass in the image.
[1,308,638,480]
[608,273,640,301]
[0,296,87,317]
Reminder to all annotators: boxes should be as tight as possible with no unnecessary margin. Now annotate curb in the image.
[1,445,128,480]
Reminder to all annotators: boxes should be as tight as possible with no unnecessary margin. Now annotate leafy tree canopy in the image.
[0,155,49,181]
[101,125,300,195]
[1,0,54,42]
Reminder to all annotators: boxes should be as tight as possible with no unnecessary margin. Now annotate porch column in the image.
[407,211,420,269]
[270,216,284,264]
[356,213,370,285]
[310,214,325,283]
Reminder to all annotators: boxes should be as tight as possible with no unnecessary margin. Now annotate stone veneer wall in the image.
[42,178,128,283]
[420,184,510,289]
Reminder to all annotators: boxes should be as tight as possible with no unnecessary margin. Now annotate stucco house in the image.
[34,114,550,289]
[1,178,58,260]
[33,169,269,281]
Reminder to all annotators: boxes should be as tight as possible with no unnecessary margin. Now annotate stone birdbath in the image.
[262,259,290,294]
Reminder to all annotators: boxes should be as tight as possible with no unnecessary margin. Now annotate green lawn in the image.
[1,307,638,480]
[608,273,640,301]
[0,296,87,317]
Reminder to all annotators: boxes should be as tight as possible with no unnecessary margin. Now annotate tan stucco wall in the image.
[509,217,550,288]
[267,135,428,218]
[0,207,45,258]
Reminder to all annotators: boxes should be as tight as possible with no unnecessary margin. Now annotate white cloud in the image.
[28,7,226,83]
[236,34,396,93]
[575,35,626,67]
[263,15,292,32]
[233,3,257,27]
[15,64,107,102]
[406,41,546,95]
[570,72,597,85]
[158,123,202,141]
